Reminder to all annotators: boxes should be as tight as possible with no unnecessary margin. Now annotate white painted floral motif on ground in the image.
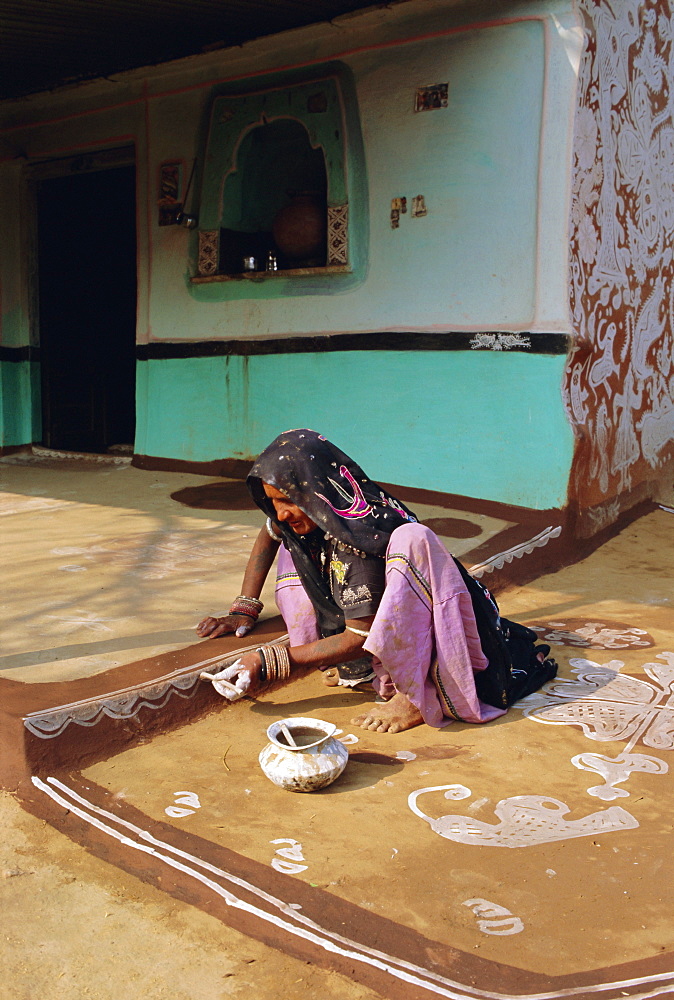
[519,653,673,798]
[462,898,524,936]
[165,790,201,818]
[530,621,653,649]
[407,785,637,848]
[270,838,308,875]
[571,750,668,799]
[565,0,674,504]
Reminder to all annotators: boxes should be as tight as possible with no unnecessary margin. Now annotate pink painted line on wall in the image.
[25,133,136,160]
[0,95,149,136]
[0,13,542,136]
[148,15,535,103]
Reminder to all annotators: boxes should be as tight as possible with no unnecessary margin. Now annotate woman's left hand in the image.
[196,614,255,638]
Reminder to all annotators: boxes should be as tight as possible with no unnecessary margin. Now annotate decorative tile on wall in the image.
[327,204,348,265]
[197,230,219,276]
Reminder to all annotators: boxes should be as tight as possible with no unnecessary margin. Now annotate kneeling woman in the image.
[196,429,555,734]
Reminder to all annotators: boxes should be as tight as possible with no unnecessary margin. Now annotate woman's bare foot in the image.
[351,691,423,734]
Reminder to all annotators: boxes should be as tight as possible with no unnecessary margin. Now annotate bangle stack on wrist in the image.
[256,644,291,685]
[228,595,264,621]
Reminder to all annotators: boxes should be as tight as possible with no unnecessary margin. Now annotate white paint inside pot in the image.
[266,717,337,750]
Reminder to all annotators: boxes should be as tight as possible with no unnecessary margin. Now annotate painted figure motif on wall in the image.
[566,0,674,520]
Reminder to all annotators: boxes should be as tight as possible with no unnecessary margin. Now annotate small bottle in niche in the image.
[266,250,278,272]
[243,255,257,271]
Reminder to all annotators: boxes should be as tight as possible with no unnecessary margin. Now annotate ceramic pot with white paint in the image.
[259,717,348,792]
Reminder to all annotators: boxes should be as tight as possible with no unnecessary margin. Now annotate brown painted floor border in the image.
[1,619,287,719]
[0,496,658,790]
[0,620,288,788]
[19,772,674,1000]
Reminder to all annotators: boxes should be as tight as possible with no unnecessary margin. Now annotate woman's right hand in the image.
[196,614,256,639]
[207,649,264,699]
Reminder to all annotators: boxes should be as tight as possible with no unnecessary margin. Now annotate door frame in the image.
[27,144,137,450]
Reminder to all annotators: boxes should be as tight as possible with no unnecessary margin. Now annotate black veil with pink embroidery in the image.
[247,429,418,633]
[247,429,418,556]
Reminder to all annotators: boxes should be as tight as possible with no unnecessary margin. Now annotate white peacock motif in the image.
[520,653,674,798]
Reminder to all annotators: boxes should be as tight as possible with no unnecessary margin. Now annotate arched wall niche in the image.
[195,69,359,286]
[219,118,328,272]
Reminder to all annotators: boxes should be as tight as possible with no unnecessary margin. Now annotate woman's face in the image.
[263,483,316,535]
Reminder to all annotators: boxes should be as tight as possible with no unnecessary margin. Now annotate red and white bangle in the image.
[229,595,264,620]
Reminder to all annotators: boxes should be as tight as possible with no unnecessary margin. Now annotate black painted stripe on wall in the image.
[136,331,570,359]
[1,333,570,363]
[0,346,40,362]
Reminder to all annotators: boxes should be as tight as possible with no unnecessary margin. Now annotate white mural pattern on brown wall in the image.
[566,0,674,515]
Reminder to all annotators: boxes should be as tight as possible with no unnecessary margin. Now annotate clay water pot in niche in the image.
[259,717,348,792]
[272,192,326,261]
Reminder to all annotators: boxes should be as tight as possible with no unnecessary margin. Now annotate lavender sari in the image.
[275,521,506,728]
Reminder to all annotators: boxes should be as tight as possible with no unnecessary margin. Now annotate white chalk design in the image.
[32,775,674,999]
[521,653,674,798]
[23,643,286,739]
[469,333,531,351]
[333,729,359,745]
[46,528,245,581]
[0,493,76,517]
[165,790,201,818]
[468,525,562,578]
[566,0,674,500]
[270,838,308,875]
[571,751,668,800]
[462,898,524,936]
[165,806,195,818]
[530,622,652,650]
[408,786,637,848]
[31,445,130,465]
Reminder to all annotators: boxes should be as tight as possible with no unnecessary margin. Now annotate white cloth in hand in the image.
[206,659,251,700]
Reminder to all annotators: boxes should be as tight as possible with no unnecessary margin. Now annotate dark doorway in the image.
[37,163,137,452]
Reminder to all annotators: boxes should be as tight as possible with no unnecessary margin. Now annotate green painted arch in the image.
[190,63,368,298]
[220,118,328,235]
[200,75,347,231]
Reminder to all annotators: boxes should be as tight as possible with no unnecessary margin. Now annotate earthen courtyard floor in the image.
[1,454,673,1000]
